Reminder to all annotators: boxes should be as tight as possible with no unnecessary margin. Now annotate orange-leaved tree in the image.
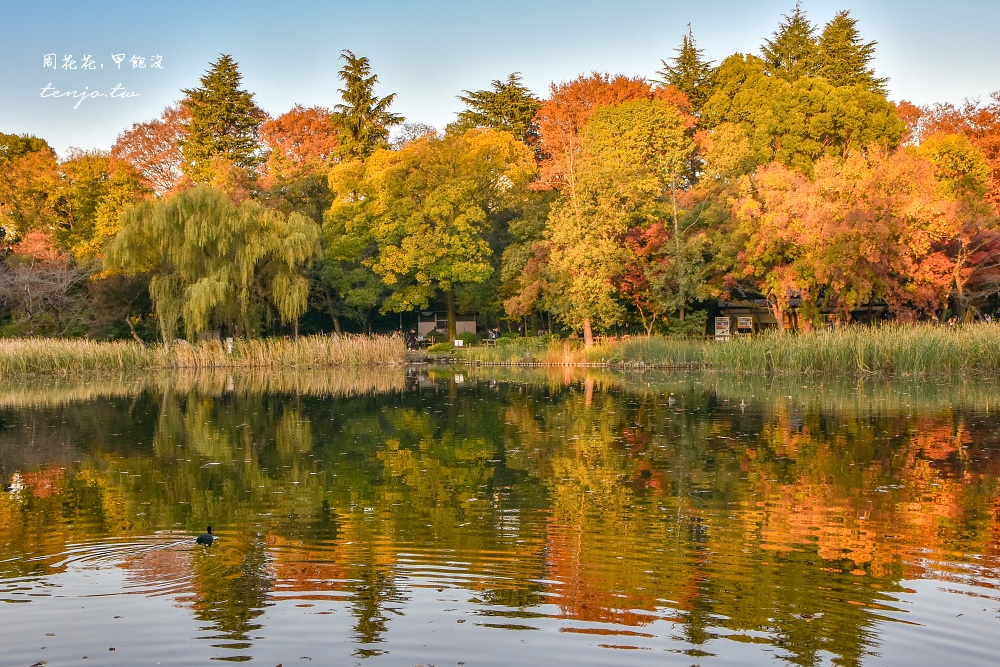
[112,103,190,197]
[260,105,340,184]
[735,148,967,328]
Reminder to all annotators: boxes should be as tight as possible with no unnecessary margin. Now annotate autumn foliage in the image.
[3,8,1000,342]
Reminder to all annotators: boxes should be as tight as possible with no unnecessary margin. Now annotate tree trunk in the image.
[672,178,685,322]
[769,294,786,333]
[583,318,594,347]
[125,316,146,346]
[445,288,457,340]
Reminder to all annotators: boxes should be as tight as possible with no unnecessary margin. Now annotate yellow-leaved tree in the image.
[325,128,536,339]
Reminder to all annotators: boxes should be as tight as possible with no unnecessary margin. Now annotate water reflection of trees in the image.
[3,369,1000,664]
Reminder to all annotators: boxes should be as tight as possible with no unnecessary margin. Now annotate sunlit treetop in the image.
[760,2,817,81]
[815,10,887,93]
[656,26,715,114]
[452,73,542,145]
[332,50,404,160]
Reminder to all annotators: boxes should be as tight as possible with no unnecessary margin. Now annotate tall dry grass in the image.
[0,334,405,376]
[165,334,404,368]
[3,325,999,376]
[457,336,703,367]
[705,323,1000,375]
[0,338,158,375]
[459,323,1000,376]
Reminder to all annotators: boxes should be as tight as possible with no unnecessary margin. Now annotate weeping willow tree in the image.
[105,186,320,341]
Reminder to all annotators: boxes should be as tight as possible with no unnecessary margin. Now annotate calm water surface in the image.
[2,367,1000,666]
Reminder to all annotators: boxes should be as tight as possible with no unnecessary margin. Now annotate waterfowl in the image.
[196,526,215,545]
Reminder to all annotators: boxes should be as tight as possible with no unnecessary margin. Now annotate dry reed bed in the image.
[0,334,405,376]
[458,323,1000,375]
[459,336,705,367]
[705,323,1000,374]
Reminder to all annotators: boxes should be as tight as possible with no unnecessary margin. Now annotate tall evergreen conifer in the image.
[815,10,887,93]
[454,73,542,144]
[181,55,265,181]
[657,27,715,114]
[760,3,817,81]
[332,50,403,160]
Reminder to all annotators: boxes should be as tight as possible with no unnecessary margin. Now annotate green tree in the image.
[332,50,403,160]
[815,10,887,92]
[656,27,715,114]
[105,186,320,341]
[317,158,388,334]
[760,3,817,81]
[536,99,694,344]
[702,54,903,173]
[452,73,542,144]
[325,129,536,338]
[180,55,266,183]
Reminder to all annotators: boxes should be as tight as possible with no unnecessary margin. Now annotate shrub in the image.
[458,332,478,346]
[427,341,455,353]
[665,310,708,338]
[424,330,447,343]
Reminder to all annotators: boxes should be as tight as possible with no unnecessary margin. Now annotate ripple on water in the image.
[1,532,204,604]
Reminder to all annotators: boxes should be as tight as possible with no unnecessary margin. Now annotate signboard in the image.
[714,317,731,339]
[737,316,753,330]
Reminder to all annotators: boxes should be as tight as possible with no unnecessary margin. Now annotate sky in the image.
[2,0,999,158]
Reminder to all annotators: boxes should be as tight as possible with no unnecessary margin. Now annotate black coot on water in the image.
[196,526,215,545]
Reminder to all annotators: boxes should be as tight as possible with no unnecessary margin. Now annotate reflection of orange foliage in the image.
[748,478,884,571]
[911,421,969,462]
[266,533,350,593]
[19,466,66,498]
[121,541,195,597]
[899,459,963,525]
[988,495,1000,562]
[746,420,975,580]
[544,517,667,626]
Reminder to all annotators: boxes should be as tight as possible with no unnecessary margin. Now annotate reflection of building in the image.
[417,311,476,337]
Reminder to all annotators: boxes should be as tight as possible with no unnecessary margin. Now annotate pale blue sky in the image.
[2,0,998,157]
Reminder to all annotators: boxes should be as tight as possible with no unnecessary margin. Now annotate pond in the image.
[2,367,1000,666]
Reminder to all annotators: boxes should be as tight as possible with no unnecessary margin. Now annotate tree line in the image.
[2,5,1000,344]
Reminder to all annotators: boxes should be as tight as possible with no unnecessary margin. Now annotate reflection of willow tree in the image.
[188,533,273,649]
[350,559,404,654]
